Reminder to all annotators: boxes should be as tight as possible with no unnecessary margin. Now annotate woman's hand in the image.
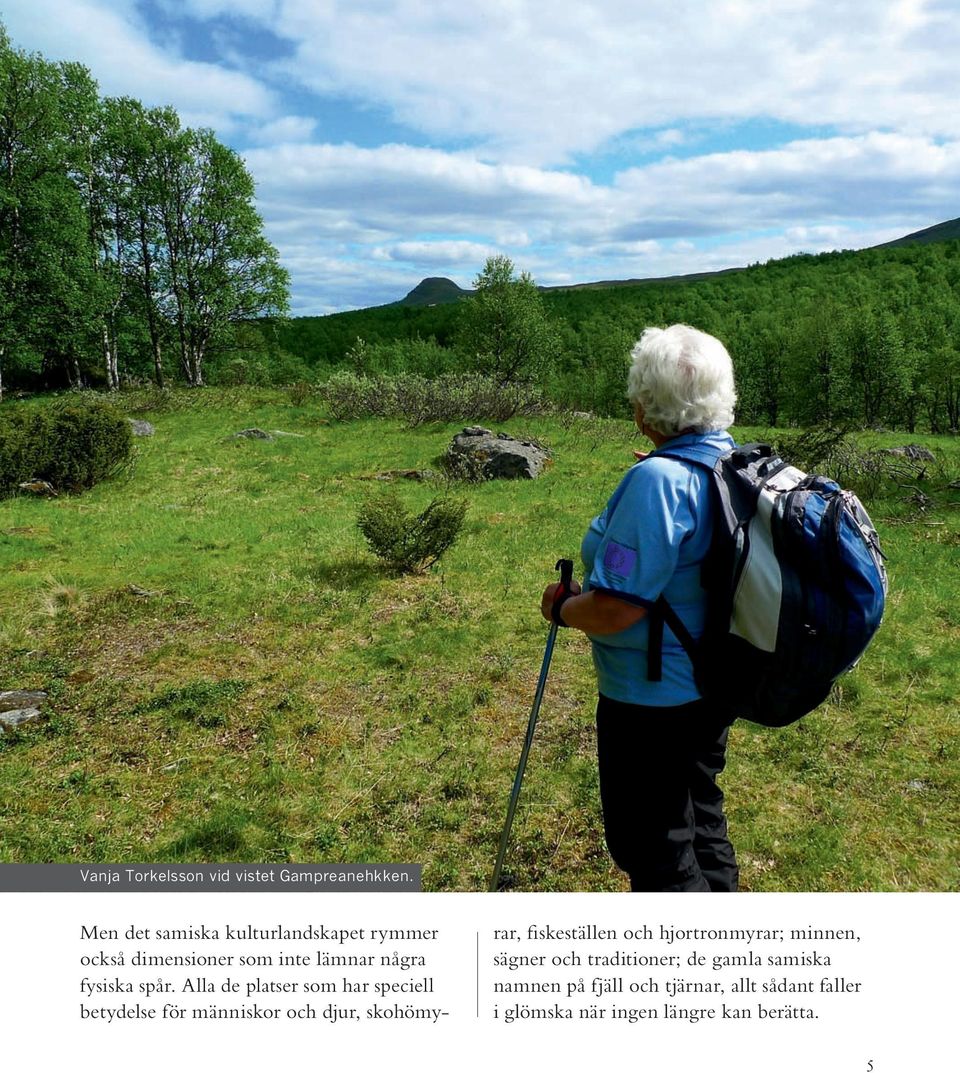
[540,584,647,633]
[540,578,581,622]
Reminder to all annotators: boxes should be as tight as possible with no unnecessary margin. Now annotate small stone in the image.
[128,419,155,436]
[371,469,432,482]
[18,479,57,496]
[233,428,274,441]
[0,690,47,712]
[881,445,935,462]
[0,708,42,729]
[127,584,159,597]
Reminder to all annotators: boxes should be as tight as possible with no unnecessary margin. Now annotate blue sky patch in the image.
[5,2,952,313]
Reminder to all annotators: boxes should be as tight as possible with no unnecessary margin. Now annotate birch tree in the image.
[0,32,99,395]
[154,121,288,386]
[457,255,560,384]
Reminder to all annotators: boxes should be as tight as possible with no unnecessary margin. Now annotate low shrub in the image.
[320,371,394,421]
[318,371,549,426]
[0,409,44,496]
[41,401,134,491]
[0,398,133,497]
[395,373,548,427]
[770,426,957,505]
[771,426,853,476]
[357,490,468,574]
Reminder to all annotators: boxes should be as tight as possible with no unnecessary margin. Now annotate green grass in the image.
[0,389,957,890]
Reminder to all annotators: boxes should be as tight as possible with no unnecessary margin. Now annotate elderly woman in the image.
[541,324,739,893]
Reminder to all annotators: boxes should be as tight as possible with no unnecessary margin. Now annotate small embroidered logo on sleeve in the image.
[603,541,637,577]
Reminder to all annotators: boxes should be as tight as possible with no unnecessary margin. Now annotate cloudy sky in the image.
[3,1,959,314]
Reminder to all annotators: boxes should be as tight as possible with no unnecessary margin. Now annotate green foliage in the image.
[318,370,549,426]
[0,397,132,496]
[343,336,459,378]
[0,27,98,395]
[208,349,311,388]
[770,426,854,476]
[276,304,461,375]
[153,126,289,386]
[319,371,395,420]
[280,240,960,433]
[357,490,468,574]
[0,408,42,495]
[0,26,288,396]
[456,255,561,384]
[41,400,133,492]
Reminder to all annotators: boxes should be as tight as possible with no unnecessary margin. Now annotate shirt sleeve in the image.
[586,458,697,607]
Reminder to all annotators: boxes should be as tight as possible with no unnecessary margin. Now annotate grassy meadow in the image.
[0,386,957,891]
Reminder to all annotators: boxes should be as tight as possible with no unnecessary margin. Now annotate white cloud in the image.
[372,240,497,266]
[611,133,960,232]
[4,0,958,313]
[241,143,602,234]
[251,0,960,164]
[243,133,960,312]
[3,0,276,132]
[243,115,317,145]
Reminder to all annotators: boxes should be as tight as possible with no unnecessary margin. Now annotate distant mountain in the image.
[873,216,960,249]
[398,277,471,307]
[543,266,748,293]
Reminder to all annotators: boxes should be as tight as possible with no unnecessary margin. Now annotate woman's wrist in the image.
[551,592,575,627]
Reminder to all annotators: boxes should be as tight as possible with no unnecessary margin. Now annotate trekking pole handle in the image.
[551,558,575,627]
[555,558,574,594]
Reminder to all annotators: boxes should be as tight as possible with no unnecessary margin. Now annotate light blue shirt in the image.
[580,431,734,706]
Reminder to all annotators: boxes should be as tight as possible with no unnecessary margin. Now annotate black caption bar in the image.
[0,863,422,893]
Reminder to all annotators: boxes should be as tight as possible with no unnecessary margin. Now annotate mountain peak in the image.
[399,277,470,307]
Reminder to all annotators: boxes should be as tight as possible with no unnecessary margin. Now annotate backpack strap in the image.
[646,603,664,681]
[643,443,727,682]
[646,595,700,681]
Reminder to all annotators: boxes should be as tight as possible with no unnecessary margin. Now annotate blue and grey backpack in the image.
[647,442,888,727]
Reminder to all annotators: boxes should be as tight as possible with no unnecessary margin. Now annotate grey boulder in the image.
[445,426,550,480]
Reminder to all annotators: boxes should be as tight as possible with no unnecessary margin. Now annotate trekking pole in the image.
[489,558,575,892]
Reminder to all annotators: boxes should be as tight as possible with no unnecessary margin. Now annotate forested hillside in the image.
[278,240,960,432]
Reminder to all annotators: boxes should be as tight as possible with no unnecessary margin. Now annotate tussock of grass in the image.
[0,388,957,890]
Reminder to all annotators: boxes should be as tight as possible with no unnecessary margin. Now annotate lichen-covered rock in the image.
[881,445,935,462]
[0,707,42,729]
[0,690,47,731]
[233,428,274,441]
[0,690,47,711]
[445,426,550,480]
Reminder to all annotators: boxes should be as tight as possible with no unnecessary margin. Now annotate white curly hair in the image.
[626,324,737,435]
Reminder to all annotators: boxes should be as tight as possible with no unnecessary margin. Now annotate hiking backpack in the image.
[648,442,888,727]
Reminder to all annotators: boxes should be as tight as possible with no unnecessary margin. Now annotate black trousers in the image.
[595,694,738,892]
